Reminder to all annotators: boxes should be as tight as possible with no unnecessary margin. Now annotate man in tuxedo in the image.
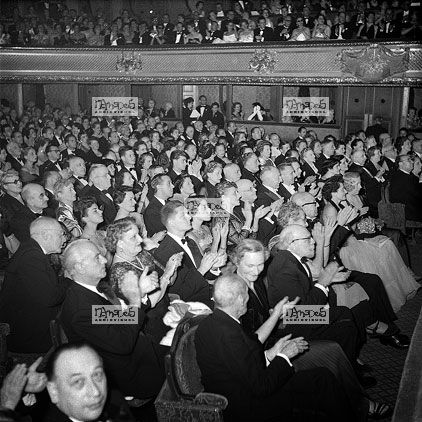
[115,146,143,192]
[256,166,284,211]
[68,156,90,198]
[195,95,212,123]
[241,152,261,185]
[170,21,185,44]
[315,138,335,172]
[0,217,67,354]
[254,16,274,42]
[144,173,174,237]
[195,274,354,422]
[167,150,203,193]
[278,163,298,201]
[60,134,86,161]
[330,12,353,39]
[390,154,422,221]
[203,20,224,43]
[84,164,116,225]
[161,13,175,38]
[377,8,400,38]
[40,144,63,178]
[45,343,134,422]
[237,178,277,245]
[6,141,24,172]
[59,239,165,399]
[153,200,215,307]
[10,183,49,241]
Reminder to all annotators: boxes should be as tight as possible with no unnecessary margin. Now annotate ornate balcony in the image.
[1,40,421,85]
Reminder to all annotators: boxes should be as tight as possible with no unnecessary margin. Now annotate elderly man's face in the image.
[47,347,107,421]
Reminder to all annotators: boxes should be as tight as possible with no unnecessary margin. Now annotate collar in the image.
[399,168,411,175]
[263,184,280,196]
[167,231,186,245]
[154,195,166,206]
[73,280,109,301]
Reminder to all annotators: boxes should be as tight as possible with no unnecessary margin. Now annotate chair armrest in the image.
[193,392,228,409]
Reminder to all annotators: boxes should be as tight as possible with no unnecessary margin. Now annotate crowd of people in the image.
[0,92,421,421]
[0,0,421,47]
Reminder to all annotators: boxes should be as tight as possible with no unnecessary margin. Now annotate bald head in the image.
[30,217,65,254]
[62,239,107,284]
[235,178,252,192]
[213,274,247,310]
[292,192,312,206]
[21,183,48,212]
[260,166,280,189]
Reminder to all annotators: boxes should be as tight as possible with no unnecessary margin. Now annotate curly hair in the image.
[215,180,238,198]
[105,217,137,253]
[343,171,361,193]
[277,202,305,230]
[321,175,344,201]
[73,196,99,227]
[204,161,223,180]
[112,186,134,206]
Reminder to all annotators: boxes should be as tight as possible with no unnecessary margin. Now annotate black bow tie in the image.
[128,167,135,171]
[181,238,187,245]
[301,257,309,264]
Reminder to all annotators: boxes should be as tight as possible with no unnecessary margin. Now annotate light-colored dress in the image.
[339,235,420,312]
[238,31,254,42]
[223,33,238,43]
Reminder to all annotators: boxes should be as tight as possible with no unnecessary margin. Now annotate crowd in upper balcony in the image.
[0,0,421,47]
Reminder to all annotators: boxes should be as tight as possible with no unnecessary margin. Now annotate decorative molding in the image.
[337,44,410,82]
[1,41,421,85]
[249,49,277,73]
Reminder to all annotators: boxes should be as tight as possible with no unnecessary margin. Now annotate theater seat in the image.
[155,313,228,422]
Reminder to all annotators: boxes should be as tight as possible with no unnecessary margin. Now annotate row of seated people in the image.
[0,100,421,420]
[1,0,420,46]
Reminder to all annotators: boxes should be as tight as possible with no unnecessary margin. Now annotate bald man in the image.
[195,274,354,422]
[236,178,277,245]
[0,217,67,353]
[59,240,165,400]
[9,183,49,241]
[45,342,134,422]
[223,163,242,183]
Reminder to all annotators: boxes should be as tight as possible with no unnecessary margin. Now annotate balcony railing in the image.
[0,40,421,85]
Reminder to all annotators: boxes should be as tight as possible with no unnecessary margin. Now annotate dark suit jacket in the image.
[0,239,67,353]
[144,196,166,237]
[59,280,164,398]
[241,168,261,185]
[330,23,354,39]
[6,154,24,172]
[302,161,319,179]
[73,176,91,198]
[39,159,62,177]
[60,148,86,161]
[255,184,282,208]
[202,29,224,43]
[83,185,117,225]
[210,111,225,129]
[196,105,213,122]
[390,169,422,221]
[315,154,331,173]
[277,183,297,202]
[10,206,43,241]
[153,234,212,307]
[0,193,27,236]
[253,27,274,42]
[195,308,294,421]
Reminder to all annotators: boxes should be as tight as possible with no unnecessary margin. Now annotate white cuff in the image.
[314,283,329,296]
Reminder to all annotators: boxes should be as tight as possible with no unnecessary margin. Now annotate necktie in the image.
[181,237,203,268]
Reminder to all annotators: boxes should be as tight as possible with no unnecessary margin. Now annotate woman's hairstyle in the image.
[53,178,74,200]
[309,139,321,153]
[255,140,271,155]
[204,160,222,179]
[183,97,194,108]
[113,186,134,206]
[137,152,154,169]
[22,146,35,159]
[173,173,192,194]
[277,202,304,230]
[216,180,237,197]
[343,171,361,193]
[73,196,98,227]
[229,239,269,266]
[300,147,313,160]
[114,170,133,191]
[320,156,341,176]
[394,136,409,153]
[321,175,344,201]
[105,217,137,253]
[185,195,207,217]
[232,101,243,114]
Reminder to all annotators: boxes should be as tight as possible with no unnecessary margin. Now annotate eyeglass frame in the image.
[290,236,313,244]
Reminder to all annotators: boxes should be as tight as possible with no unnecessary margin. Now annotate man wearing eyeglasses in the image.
[0,217,68,354]
[39,144,63,178]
